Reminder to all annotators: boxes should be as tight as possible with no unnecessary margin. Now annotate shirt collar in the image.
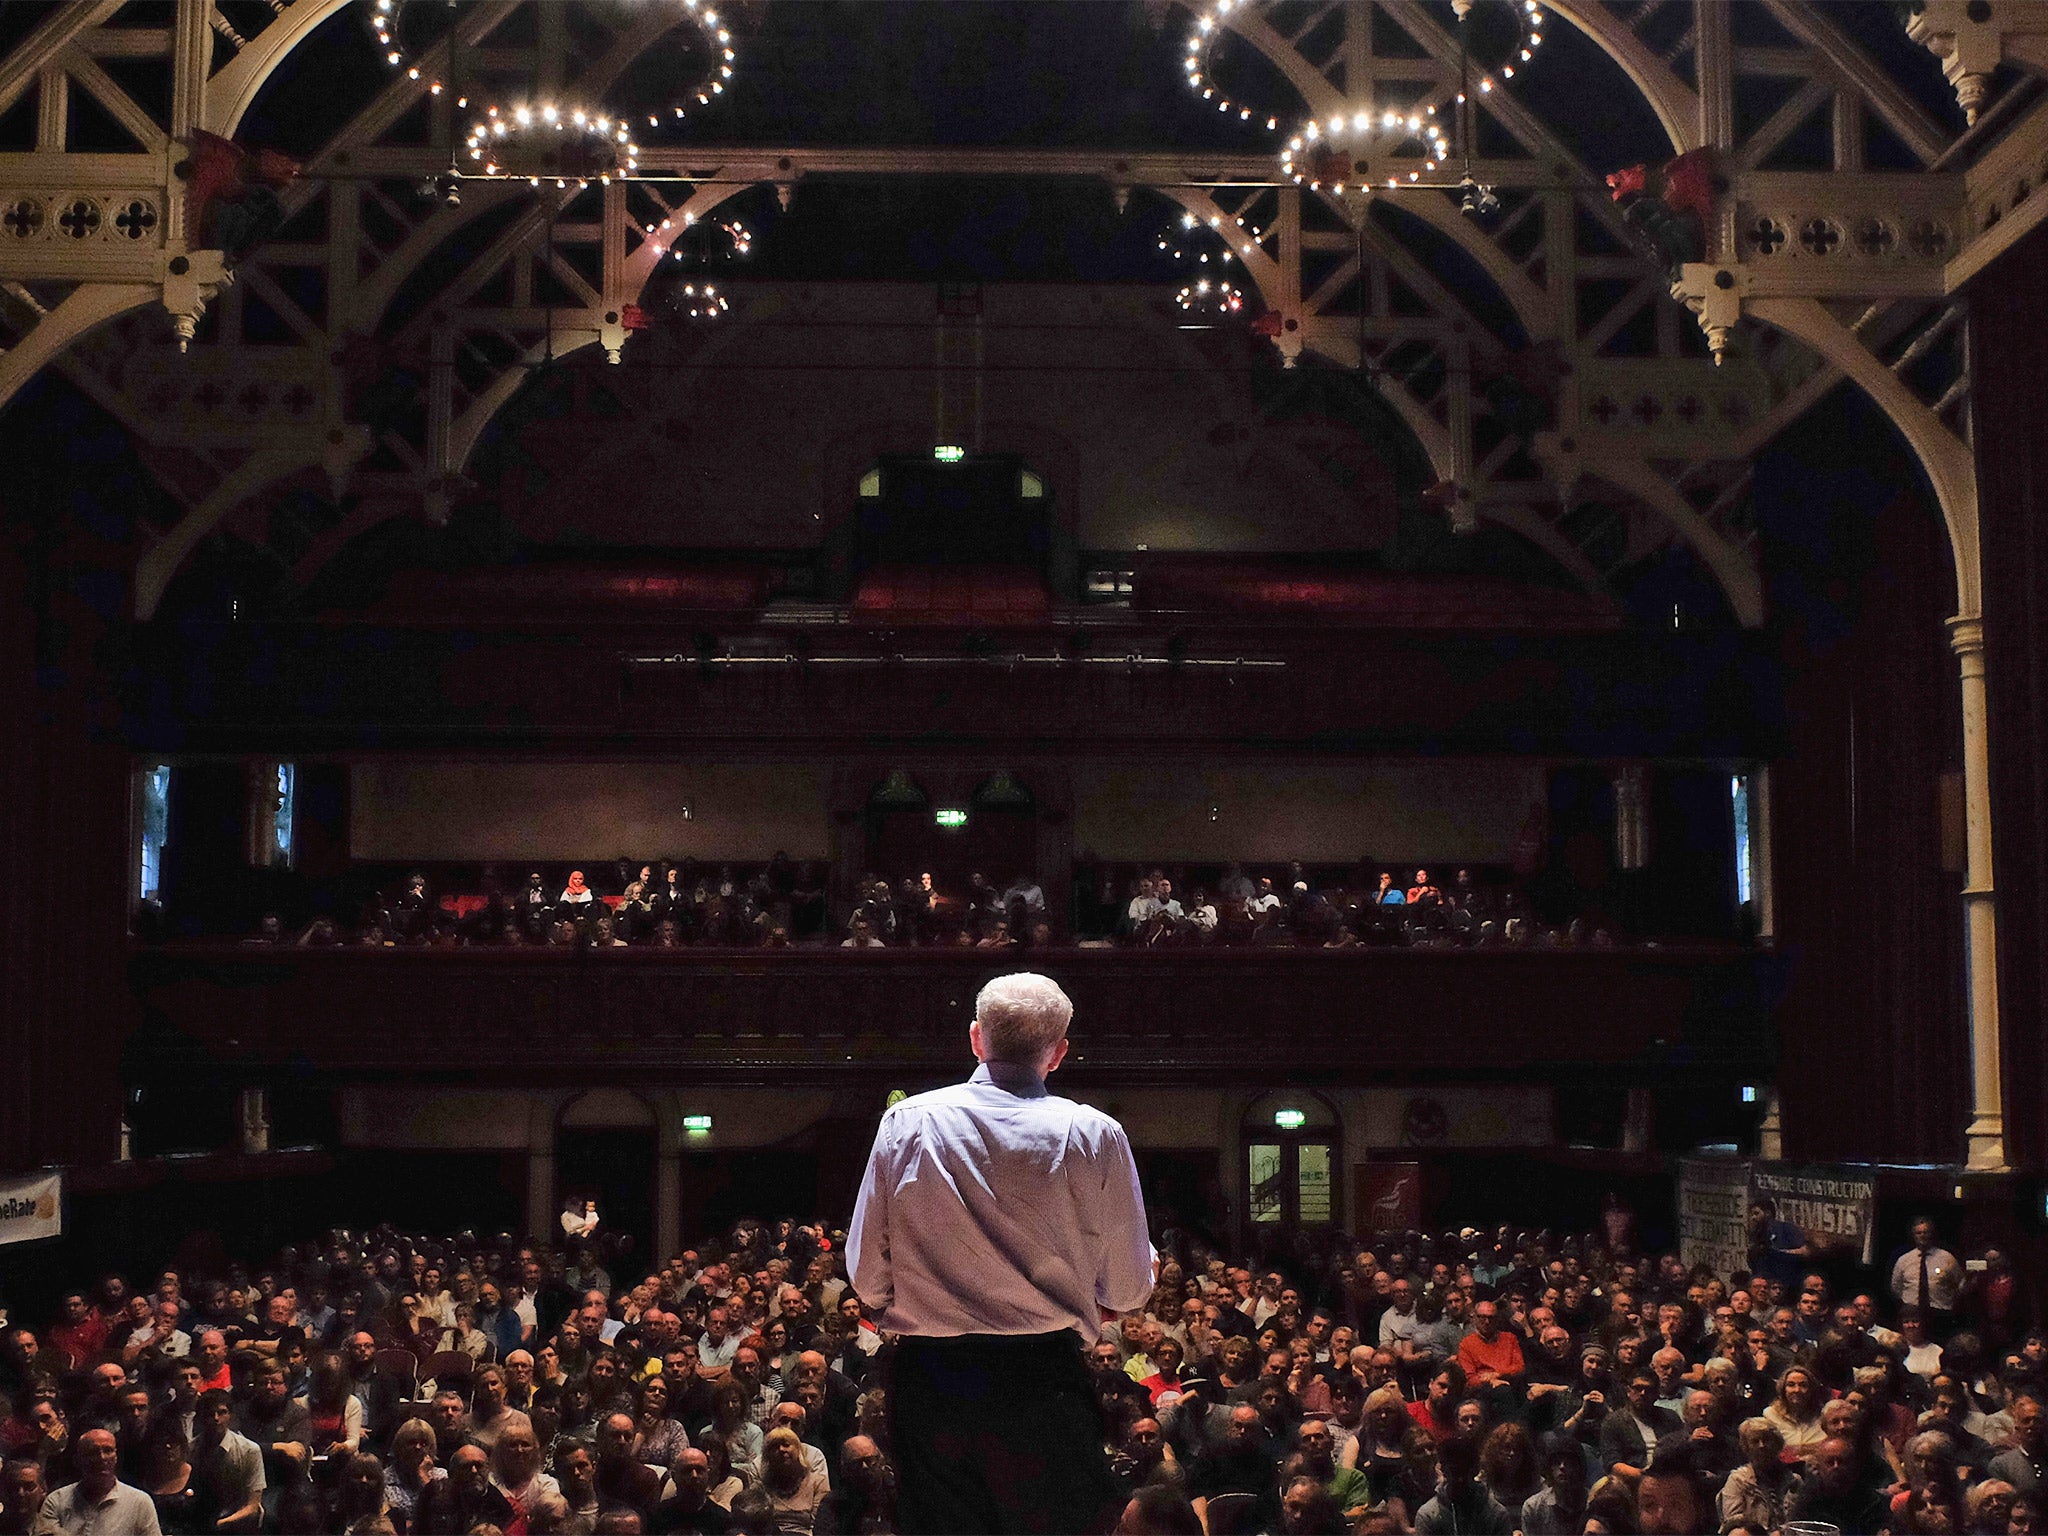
[971,1060,1048,1098]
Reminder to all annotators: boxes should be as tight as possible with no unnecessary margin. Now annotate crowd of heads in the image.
[1086,862,1613,950]
[148,852,1643,953]
[0,1216,892,1535]
[1,1204,2034,1535]
[239,858,839,951]
[1097,1216,2037,1536]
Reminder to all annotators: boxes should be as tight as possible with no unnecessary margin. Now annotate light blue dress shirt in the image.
[848,1060,1155,1338]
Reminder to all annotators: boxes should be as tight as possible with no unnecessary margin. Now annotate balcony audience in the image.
[171,851,1651,956]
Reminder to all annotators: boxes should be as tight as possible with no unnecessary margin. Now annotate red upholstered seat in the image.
[1131,557,1621,631]
[851,565,1053,625]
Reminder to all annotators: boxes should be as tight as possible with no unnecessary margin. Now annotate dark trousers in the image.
[889,1331,1122,1536]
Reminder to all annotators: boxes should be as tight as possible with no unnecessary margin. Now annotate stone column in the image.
[1949,617,2007,1171]
[1757,1089,1783,1161]
[238,1088,270,1155]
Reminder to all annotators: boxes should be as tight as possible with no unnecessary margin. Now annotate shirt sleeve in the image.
[1092,1121,1156,1315]
[846,1114,895,1316]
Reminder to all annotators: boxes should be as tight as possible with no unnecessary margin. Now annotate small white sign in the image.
[0,1172,62,1247]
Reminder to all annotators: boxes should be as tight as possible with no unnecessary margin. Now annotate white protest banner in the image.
[1678,1157,1751,1280]
[0,1171,61,1247]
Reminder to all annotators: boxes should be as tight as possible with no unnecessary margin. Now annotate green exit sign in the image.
[933,445,966,462]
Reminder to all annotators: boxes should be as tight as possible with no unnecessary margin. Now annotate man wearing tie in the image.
[849,972,1155,1535]
[1890,1217,1961,1335]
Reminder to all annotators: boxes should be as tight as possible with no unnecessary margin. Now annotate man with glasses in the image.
[1600,1372,1680,1489]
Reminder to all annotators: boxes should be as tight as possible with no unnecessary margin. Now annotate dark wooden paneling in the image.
[0,389,140,1176]
[1972,220,2048,1172]
[126,945,1775,1087]
[1756,387,1969,1165]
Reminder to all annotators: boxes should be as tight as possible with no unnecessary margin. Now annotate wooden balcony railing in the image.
[126,944,1778,1085]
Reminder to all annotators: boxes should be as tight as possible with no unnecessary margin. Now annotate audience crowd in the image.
[146,857,1628,953]
[0,1204,2029,1536]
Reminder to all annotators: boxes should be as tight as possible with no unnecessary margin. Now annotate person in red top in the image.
[192,1330,232,1393]
[46,1294,108,1372]
[1409,1363,1466,1444]
[1458,1299,1527,1405]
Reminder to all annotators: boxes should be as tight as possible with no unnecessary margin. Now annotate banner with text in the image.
[0,1172,61,1247]
[1677,1158,1752,1280]
[1749,1159,1877,1267]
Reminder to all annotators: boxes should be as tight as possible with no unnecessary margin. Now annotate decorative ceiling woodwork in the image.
[0,0,2043,626]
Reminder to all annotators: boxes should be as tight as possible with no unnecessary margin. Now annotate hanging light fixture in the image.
[371,0,739,183]
[1180,0,1283,131]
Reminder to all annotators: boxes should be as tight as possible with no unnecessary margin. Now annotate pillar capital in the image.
[1947,613,1986,657]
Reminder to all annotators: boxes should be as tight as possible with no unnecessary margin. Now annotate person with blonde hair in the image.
[757,1427,827,1535]
[1717,1417,1800,1534]
[1762,1365,1827,1457]
[850,972,1154,1535]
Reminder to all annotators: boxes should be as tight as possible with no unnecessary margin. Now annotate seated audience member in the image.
[489,1417,563,1532]
[648,1447,729,1535]
[1602,1371,1681,1486]
[1989,1390,2046,1498]
[413,1444,513,1534]
[594,1413,661,1516]
[1786,1435,1893,1536]
[334,1452,395,1536]
[1635,1435,1716,1536]
[32,1429,158,1536]
[1412,1429,1511,1535]
[753,1428,827,1536]
[1517,1432,1589,1536]
[1717,1416,1799,1535]
[1893,1429,1970,1535]
[0,1459,47,1536]
[1189,1404,1280,1532]
[1290,1417,1369,1517]
[379,1419,441,1533]
[1762,1364,1827,1459]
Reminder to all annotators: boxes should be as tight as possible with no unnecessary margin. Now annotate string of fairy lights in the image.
[361,0,1547,332]
[369,0,732,188]
[1184,0,1545,194]
[369,0,748,312]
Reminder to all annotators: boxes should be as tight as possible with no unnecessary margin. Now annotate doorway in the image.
[556,1095,659,1265]
[863,772,1038,913]
[1242,1092,1342,1233]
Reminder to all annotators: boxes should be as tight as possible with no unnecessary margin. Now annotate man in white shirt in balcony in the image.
[850,972,1155,1535]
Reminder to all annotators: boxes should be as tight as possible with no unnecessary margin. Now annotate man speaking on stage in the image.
[848,971,1155,1535]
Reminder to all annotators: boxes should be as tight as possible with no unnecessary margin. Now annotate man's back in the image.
[849,1062,1152,1337]
[848,973,1153,1535]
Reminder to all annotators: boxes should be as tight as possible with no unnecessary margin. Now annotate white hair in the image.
[974,972,1073,1065]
